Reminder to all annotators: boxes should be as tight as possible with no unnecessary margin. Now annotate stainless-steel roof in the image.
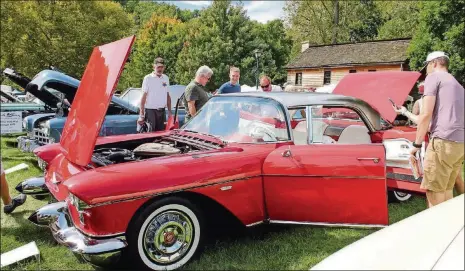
[219,91,382,131]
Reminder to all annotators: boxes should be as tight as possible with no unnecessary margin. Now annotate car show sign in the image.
[1,111,22,134]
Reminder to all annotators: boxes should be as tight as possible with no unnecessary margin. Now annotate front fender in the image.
[63,145,275,235]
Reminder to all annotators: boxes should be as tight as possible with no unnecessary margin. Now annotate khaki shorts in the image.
[421,137,464,192]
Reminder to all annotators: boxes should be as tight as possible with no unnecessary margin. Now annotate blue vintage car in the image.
[1,68,62,118]
[18,70,186,152]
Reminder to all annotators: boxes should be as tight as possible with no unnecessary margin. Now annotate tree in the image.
[118,15,187,90]
[284,0,384,59]
[174,0,292,89]
[376,1,421,39]
[408,0,465,84]
[131,1,199,28]
[1,1,133,79]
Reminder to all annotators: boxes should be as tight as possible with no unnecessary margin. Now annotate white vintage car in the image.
[311,194,464,270]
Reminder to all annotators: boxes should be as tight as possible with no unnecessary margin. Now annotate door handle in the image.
[357,157,380,163]
[282,149,292,157]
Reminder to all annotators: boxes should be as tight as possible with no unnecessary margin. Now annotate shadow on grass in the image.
[182,223,370,270]
[0,217,54,245]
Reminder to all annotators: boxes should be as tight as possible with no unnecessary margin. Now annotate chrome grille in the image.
[33,128,53,145]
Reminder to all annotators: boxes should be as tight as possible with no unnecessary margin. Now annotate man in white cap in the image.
[138,57,172,132]
[410,51,464,207]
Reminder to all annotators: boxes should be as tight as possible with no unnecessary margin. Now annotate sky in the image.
[158,1,286,23]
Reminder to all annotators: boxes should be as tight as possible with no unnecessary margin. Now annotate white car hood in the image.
[311,194,464,270]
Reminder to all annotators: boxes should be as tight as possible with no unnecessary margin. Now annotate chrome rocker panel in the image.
[28,202,127,267]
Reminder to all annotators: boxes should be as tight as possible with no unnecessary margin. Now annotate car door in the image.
[263,144,388,226]
[262,106,389,227]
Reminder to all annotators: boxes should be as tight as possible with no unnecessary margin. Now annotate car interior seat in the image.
[337,125,371,144]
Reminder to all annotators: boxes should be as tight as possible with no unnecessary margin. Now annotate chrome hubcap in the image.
[143,210,193,264]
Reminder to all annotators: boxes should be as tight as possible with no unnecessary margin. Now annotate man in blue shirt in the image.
[217,67,241,94]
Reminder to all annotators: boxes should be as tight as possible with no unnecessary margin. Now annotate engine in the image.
[91,139,197,167]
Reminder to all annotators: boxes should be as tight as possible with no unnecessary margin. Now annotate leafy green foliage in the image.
[284,1,423,59]
[376,1,421,39]
[0,1,133,79]
[118,16,186,90]
[284,1,384,58]
[408,0,465,84]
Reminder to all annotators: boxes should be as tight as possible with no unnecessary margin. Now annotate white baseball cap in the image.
[424,51,449,64]
[420,51,449,72]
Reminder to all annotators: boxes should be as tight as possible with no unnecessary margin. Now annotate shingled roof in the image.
[286,38,411,69]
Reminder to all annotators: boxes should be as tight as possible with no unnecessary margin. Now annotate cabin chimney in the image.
[301,41,310,53]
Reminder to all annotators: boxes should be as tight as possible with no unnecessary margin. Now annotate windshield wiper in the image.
[181,129,198,134]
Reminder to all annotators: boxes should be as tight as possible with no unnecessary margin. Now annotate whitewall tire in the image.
[388,191,412,203]
[127,197,204,270]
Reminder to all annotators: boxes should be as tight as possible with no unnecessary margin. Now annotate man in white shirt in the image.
[259,75,283,92]
[138,57,172,131]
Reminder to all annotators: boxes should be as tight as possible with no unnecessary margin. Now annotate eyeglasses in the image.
[260,84,270,88]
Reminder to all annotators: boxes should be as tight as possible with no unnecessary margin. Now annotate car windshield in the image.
[120,88,143,108]
[182,96,291,143]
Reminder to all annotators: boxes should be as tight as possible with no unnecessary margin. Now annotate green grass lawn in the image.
[1,134,428,270]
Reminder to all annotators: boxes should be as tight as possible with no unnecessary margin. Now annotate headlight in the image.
[43,120,51,129]
[37,157,47,171]
[69,193,89,211]
[69,193,90,225]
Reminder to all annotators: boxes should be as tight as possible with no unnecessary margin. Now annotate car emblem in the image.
[220,186,232,191]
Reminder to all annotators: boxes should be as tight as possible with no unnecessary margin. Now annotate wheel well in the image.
[127,191,245,234]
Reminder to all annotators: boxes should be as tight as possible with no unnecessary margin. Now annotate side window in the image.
[310,106,371,144]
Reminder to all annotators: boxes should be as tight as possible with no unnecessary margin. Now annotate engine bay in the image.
[91,133,223,167]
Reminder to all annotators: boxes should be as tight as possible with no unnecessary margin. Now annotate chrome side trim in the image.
[89,174,262,208]
[264,174,385,180]
[246,221,265,227]
[269,220,386,229]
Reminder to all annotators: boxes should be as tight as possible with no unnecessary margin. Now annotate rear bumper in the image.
[28,202,127,267]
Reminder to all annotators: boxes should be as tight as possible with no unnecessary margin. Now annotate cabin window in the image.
[349,70,357,73]
[323,71,331,85]
[368,69,376,72]
[295,73,302,86]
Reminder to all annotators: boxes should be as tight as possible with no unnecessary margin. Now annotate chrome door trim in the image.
[269,220,386,229]
[246,221,265,227]
[306,105,313,144]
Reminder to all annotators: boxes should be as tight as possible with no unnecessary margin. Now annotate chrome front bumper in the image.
[17,136,41,152]
[28,202,127,267]
[16,176,50,200]
[17,129,54,152]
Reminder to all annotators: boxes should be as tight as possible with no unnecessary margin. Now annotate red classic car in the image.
[18,36,426,270]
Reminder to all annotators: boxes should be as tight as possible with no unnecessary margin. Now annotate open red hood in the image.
[332,71,421,123]
[60,36,135,166]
